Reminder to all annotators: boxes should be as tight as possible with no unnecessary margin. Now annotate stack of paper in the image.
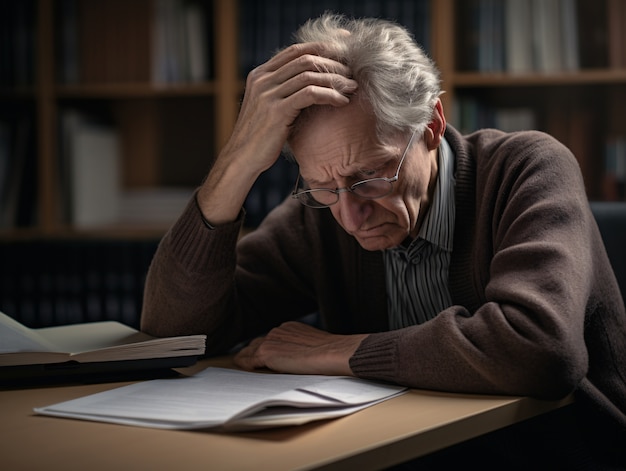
[34,367,407,431]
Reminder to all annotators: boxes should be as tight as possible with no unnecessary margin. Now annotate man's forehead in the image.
[296,137,398,184]
[293,105,375,149]
[291,93,373,139]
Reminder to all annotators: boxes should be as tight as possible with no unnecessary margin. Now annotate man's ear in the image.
[424,99,446,150]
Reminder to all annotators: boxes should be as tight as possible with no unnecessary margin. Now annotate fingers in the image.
[264,321,327,345]
[227,42,356,171]
[233,336,265,370]
[233,323,322,371]
[261,42,347,74]
[246,44,358,110]
[280,72,358,108]
[232,322,363,376]
[270,54,353,91]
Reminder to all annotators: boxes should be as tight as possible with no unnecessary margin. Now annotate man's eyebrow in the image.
[303,156,394,188]
[303,178,331,188]
[355,156,394,170]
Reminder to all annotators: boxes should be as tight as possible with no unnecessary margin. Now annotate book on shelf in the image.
[560,0,580,71]
[238,0,431,76]
[0,124,9,220]
[505,0,533,73]
[0,113,37,229]
[55,0,212,85]
[59,110,122,228]
[152,0,213,83]
[577,0,610,69]
[607,0,626,69]
[34,366,407,431]
[244,156,298,227]
[452,97,537,135]
[0,122,14,228]
[603,137,626,201]
[460,0,580,73]
[0,1,35,88]
[532,0,563,73]
[0,310,206,385]
[118,187,194,227]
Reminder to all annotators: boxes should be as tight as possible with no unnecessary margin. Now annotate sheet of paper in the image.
[34,367,407,430]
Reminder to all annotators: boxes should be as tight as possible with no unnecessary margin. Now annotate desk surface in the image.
[1,357,572,471]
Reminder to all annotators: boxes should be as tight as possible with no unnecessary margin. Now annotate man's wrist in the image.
[195,194,245,229]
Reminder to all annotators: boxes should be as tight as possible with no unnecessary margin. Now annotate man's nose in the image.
[335,191,371,232]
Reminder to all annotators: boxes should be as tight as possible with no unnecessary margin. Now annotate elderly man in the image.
[142,14,626,468]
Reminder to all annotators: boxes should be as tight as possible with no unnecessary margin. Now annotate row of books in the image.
[457,0,580,73]
[12,0,431,87]
[58,108,194,228]
[603,137,626,201]
[238,0,431,75]
[0,103,288,232]
[457,0,626,74]
[56,0,213,84]
[0,114,37,230]
[0,0,35,88]
[607,0,626,68]
[451,98,537,135]
[6,0,626,89]
[0,238,160,329]
[245,158,299,228]
[452,96,626,201]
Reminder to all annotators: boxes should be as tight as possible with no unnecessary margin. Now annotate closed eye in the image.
[354,159,394,180]
[356,168,378,178]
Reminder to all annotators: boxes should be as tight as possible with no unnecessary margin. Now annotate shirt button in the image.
[411,256,421,264]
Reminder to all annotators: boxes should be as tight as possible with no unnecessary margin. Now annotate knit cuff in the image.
[349,331,401,382]
[164,191,244,273]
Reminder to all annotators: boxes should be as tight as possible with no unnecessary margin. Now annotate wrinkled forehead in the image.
[290,102,356,141]
[289,106,405,184]
[288,97,375,149]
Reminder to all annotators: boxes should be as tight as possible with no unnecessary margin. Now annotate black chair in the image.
[590,201,626,304]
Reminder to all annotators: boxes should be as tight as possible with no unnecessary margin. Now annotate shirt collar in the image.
[412,136,456,251]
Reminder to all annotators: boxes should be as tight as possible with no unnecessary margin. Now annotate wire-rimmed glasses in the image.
[291,130,417,208]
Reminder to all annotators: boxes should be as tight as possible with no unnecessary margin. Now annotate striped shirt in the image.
[384,137,456,329]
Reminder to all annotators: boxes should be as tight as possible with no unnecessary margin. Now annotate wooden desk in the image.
[1,357,572,471]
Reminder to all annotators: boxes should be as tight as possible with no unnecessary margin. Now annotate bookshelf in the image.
[1,0,625,240]
[441,0,626,201]
[1,0,240,238]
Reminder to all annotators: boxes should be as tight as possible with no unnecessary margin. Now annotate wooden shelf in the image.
[453,69,626,87]
[55,82,223,99]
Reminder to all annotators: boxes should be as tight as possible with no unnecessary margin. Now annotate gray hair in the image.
[287,13,442,145]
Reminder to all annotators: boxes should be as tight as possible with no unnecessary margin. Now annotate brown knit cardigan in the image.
[142,125,626,443]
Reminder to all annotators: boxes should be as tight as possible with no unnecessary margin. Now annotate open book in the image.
[34,367,407,431]
[0,311,206,384]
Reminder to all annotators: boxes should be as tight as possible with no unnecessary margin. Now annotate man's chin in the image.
[354,233,403,251]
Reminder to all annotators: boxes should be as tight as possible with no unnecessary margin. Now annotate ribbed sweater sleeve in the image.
[141,193,243,342]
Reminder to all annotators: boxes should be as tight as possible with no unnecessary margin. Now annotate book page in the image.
[0,311,57,353]
[34,367,407,430]
[36,322,205,361]
[36,322,151,353]
[1,315,206,366]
